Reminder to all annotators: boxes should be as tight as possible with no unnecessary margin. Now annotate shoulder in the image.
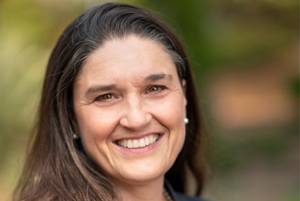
[164,179,212,201]
[174,192,211,201]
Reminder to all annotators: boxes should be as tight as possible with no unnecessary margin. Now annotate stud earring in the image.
[73,133,79,139]
[184,118,189,124]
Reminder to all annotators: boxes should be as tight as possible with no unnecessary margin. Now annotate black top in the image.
[164,180,211,201]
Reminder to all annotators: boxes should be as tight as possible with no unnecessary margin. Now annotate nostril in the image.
[120,117,129,126]
[146,113,152,123]
[119,113,152,129]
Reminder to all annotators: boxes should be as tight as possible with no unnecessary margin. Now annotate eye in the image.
[95,93,115,102]
[149,86,159,92]
[146,85,166,94]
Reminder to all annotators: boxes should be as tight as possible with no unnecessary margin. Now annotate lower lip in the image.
[113,134,163,154]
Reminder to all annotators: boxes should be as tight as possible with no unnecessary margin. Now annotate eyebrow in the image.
[85,84,117,96]
[85,73,173,96]
[143,73,173,82]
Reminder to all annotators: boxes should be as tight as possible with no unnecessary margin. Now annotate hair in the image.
[14,3,208,201]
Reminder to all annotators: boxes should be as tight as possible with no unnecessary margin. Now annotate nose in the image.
[119,95,152,130]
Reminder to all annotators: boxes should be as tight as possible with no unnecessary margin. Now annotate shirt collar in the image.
[164,179,180,201]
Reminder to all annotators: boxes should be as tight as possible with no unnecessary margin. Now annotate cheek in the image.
[162,95,186,139]
[149,94,186,147]
[77,106,116,131]
[75,106,118,152]
[153,94,186,126]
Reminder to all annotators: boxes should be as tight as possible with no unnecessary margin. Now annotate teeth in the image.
[145,137,150,145]
[127,140,133,148]
[133,140,139,148]
[116,134,159,149]
[139,138,145,147]
[149,135,153,143]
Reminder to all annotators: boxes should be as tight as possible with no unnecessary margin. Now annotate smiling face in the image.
[73,35,187,186]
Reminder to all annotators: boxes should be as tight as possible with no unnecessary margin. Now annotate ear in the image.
[182,79,187,106]
[71,114,80,137]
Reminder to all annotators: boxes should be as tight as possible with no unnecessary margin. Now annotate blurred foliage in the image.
[211,123,298,173]
[0,0,298,200]
[143,0,298,79]
[289,76,300,97]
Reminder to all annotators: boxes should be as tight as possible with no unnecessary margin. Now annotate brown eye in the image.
[149,86,159,93]
[146,85,167,94]
[101,94,112,100]
[96,93,115,102]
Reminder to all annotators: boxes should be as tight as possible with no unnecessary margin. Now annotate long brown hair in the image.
[14,3,208,200]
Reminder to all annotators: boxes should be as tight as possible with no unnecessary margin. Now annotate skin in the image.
[73,35,187,201]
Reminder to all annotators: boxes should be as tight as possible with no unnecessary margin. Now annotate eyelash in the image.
[95,93,117,102]
[146,85,167,94]
[95,85,167,102]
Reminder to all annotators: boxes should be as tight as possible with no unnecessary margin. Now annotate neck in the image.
[114,176,167,201]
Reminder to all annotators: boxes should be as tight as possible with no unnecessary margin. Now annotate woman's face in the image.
[73,35,187,185]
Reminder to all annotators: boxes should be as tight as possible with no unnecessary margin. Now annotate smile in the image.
[116,134,159,149]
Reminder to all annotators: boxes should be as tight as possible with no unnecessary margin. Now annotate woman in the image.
[14,3,209,201]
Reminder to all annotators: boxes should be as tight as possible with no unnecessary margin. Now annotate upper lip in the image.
[113,132,163,142]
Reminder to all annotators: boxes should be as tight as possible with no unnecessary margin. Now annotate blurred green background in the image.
[0,0,298,200]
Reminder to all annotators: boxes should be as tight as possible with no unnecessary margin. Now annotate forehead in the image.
[76,35,179,86]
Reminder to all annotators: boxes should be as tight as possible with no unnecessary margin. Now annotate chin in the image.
[109,159,171,185]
